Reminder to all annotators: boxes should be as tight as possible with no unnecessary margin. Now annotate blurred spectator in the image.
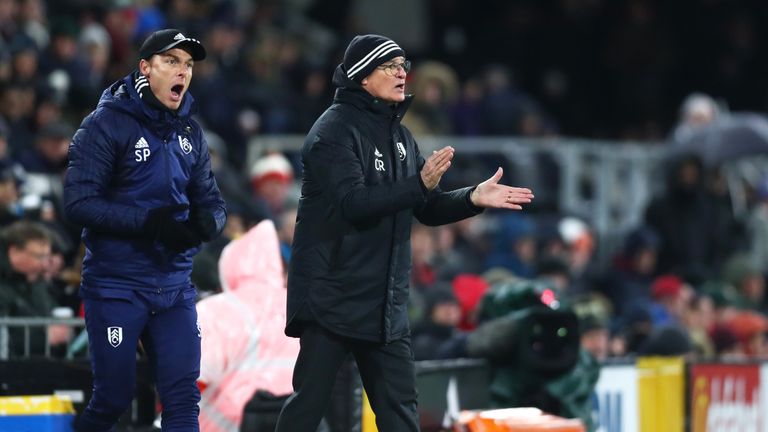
[683,292,716,359]
[670,92,721,145]
[638,325,693,358]
[578,314,610,361]
[601,226,660,318]
[648,274,692,327]
[17,120,72,175]
[0,220,67,356]
[485,213,537,278]
[1,81,37,154]
[411,285,462,360]
[17,0,48,50]
[206,130,269,224]
[725,311,768,358]
[249,152,294,221]
[710,323,744,360]
[722,253,766,312]
[442,216,491,276]
[294,66,333,134]
[535,255,571,297]
[645,155,733,280]
[197,220,299,431]
[402,61,459,136]
[610,306,653,357]
[9,34,39,85]
[38,17,91,110]
[78,22,112,98]
[557,216,598,296]
[450,77,484,136]
[478,65,534,135]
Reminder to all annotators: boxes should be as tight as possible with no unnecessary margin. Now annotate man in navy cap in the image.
[276,34,534,431]
[64,29,226,431]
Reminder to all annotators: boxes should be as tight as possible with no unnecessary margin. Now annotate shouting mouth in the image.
[170,84,184,101]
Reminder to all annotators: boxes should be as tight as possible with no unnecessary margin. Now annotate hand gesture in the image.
[420,146,454,191]
[470,167,534,210]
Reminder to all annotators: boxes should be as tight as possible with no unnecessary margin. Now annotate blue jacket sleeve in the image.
[63,113,149,234]
[186,127,227,236]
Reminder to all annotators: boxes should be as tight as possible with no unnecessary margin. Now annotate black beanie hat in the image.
[343,34,405,83]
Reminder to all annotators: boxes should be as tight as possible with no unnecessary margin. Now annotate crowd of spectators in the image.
[1,0,768,372]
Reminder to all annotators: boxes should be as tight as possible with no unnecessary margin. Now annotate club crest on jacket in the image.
[179,136,193,154]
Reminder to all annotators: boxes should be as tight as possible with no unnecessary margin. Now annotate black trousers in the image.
[275,324,419,432]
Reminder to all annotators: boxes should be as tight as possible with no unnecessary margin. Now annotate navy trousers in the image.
[75,286,201,432]
[275,324,420,432]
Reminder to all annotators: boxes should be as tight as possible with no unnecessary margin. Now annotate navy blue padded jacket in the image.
[64,71,226,292]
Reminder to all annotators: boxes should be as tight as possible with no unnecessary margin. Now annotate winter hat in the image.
[651,274,684,300]
[249,153,294,188]
[343,34,405,83]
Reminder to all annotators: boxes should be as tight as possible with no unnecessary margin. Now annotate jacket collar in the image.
[331,64,413,121]
[97,70,197,126]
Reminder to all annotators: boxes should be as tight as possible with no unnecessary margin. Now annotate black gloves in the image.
[143,204,202,253]
[189,206,218,241]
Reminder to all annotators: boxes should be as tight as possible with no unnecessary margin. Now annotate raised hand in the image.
[470,167,534,210]
[420,146,454,191]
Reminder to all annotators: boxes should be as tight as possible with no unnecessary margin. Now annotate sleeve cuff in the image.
[466,185,483,213]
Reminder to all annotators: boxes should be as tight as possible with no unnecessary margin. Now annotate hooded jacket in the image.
[64,71,226,292]
[286,65,482,343]
[197,220,298,432]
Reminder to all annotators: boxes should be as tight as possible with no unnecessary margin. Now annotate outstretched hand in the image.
[470,167,534,210]
[420,146,454,191]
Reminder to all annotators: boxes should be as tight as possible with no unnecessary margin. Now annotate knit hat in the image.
[651,274,684,300]
[139,28,206,61]
[343,34,405,82]
[249,153,294,188]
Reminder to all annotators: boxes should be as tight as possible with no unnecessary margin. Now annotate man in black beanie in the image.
[276,34,534,431]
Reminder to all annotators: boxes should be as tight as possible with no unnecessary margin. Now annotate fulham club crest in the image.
[107,326,123,348]
[178,136,193,154]
[396,142,406,161]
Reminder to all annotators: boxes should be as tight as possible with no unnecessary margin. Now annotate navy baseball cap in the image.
[139,29,206,61]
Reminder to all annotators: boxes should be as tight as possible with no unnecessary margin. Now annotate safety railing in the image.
[247,135,768,268]
[0,317,86,360]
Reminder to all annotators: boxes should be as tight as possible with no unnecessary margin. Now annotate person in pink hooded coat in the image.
[196,220,299,431]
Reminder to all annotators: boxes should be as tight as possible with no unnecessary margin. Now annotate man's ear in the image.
[361,78,368,86]
[139,58,150,77]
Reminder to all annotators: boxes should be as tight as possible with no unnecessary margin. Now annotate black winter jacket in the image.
[286,65,482,343]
